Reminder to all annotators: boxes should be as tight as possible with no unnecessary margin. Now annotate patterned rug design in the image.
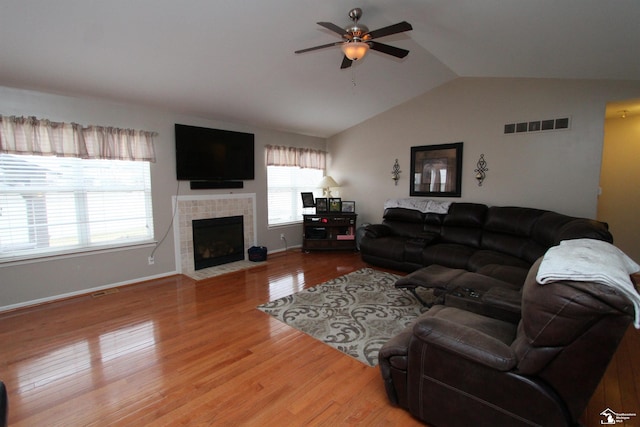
[257,268,431,366]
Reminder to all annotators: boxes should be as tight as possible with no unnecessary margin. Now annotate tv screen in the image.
[175,124,255,181]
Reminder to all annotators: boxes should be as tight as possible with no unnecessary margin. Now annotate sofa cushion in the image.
[383,207,424,223]
[439,203,486,247]
[476,264,529,286]
[382,208,427,238]
[441,226,483,247]
[424,212,445,233]
[484,206,545,236]
[443,203,487,228]
[395,264,467,290]
[481,207,548,263]
[557,218,613,243]
[422,244,475,269]
[481,231,546,263]
[447,270,521,293]
[468,249,532,273]
[424,212,445,226]
[531,212,612,247]
[404,233,440,263]
[359,236,406,260]
[530,211,575,247]
[383,221,425,239]
[363,223,393,238]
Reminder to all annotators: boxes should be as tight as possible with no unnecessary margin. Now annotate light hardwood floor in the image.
[0,250,638,426]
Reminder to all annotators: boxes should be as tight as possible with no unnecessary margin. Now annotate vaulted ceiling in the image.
[1,1,639,137]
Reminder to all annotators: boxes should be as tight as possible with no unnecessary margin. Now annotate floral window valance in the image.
[265,145,326,170]
[0,115,157,162]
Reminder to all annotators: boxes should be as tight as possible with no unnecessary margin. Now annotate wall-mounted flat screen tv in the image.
[175,123,255,181]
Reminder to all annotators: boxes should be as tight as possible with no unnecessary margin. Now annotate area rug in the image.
[256,268,432,367]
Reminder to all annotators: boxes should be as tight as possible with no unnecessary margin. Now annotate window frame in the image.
[0,153,155,264]
[267,165,323,227]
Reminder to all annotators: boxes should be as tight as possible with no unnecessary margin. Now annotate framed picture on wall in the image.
[329,198,342,212]
[315,197,328,213]
[410,142,463,197]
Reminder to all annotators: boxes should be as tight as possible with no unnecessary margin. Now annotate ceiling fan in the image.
[295,8,413,69]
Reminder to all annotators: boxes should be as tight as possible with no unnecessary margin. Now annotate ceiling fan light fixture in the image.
[341,41,369,61]
[295,8,412,69]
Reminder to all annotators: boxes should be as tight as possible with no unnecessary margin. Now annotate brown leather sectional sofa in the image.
[361,203,636,426]
[379,258,634,426]
[360,203,613,285]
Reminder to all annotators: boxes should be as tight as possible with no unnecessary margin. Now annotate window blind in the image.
[267,165,323,226]
[0,153,154,262]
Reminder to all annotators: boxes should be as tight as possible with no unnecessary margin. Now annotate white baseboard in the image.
[0,270,178,313]
[0,246,304,313]
[268,244,301,255]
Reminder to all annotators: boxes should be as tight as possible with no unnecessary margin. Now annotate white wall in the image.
[3,77,640,309]
[0,86,325,309]
[598,109,640,263]
[328,78,640,226]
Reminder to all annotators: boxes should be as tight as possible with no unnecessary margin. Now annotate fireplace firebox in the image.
[192,215,244,270]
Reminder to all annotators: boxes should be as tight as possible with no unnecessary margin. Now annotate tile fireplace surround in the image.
[172,193,257,280]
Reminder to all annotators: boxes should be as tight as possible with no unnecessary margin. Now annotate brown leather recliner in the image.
[0,380,7,427]
[379,257,635,426]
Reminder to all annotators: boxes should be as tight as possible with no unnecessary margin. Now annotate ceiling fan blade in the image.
[340,56,353,69]
[295,42,342,54]
[369,42,409,58]
[317,21,349,37]
[366,21,412,40]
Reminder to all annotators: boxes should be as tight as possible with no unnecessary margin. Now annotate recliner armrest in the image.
[412,316,517,371]
[406,231,440,247]
[364,223,393,238]
[481,287,521,314]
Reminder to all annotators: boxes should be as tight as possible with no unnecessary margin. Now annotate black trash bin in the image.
[248,246,267,262]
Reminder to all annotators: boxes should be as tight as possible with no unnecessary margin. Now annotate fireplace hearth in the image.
[173,193,256,279]
[192,215,244,270]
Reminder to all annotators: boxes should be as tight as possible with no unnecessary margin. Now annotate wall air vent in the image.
[91,288,119,298]
[504,117,570,134]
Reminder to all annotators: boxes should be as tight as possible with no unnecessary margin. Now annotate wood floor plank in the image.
[1,249,638,426]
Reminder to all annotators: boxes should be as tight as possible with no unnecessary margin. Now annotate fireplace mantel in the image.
[172,193,257,278]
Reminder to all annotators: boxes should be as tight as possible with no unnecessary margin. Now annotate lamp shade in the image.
[341,41,369,61]
[317,176,339,189]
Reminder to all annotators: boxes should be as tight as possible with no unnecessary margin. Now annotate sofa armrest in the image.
[481,287,521,314]
[412,316,517,371]
[445,287,521,323]
[364,223,393,238]
[380,326,414,361]
[379,326,415,407]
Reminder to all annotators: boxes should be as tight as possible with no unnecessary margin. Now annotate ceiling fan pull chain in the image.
[352,69,357,89]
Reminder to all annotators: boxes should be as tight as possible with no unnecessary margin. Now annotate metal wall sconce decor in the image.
[391,159,401,185]
[474,154,488,186]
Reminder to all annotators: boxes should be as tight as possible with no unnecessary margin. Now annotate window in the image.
[0,154,154,261]
[266,145,326,226]
[267,165,322,225]
[0,115,157,262]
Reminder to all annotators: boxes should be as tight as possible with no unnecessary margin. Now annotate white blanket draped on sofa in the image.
[537,238,640,328]
[384,198,451,214]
